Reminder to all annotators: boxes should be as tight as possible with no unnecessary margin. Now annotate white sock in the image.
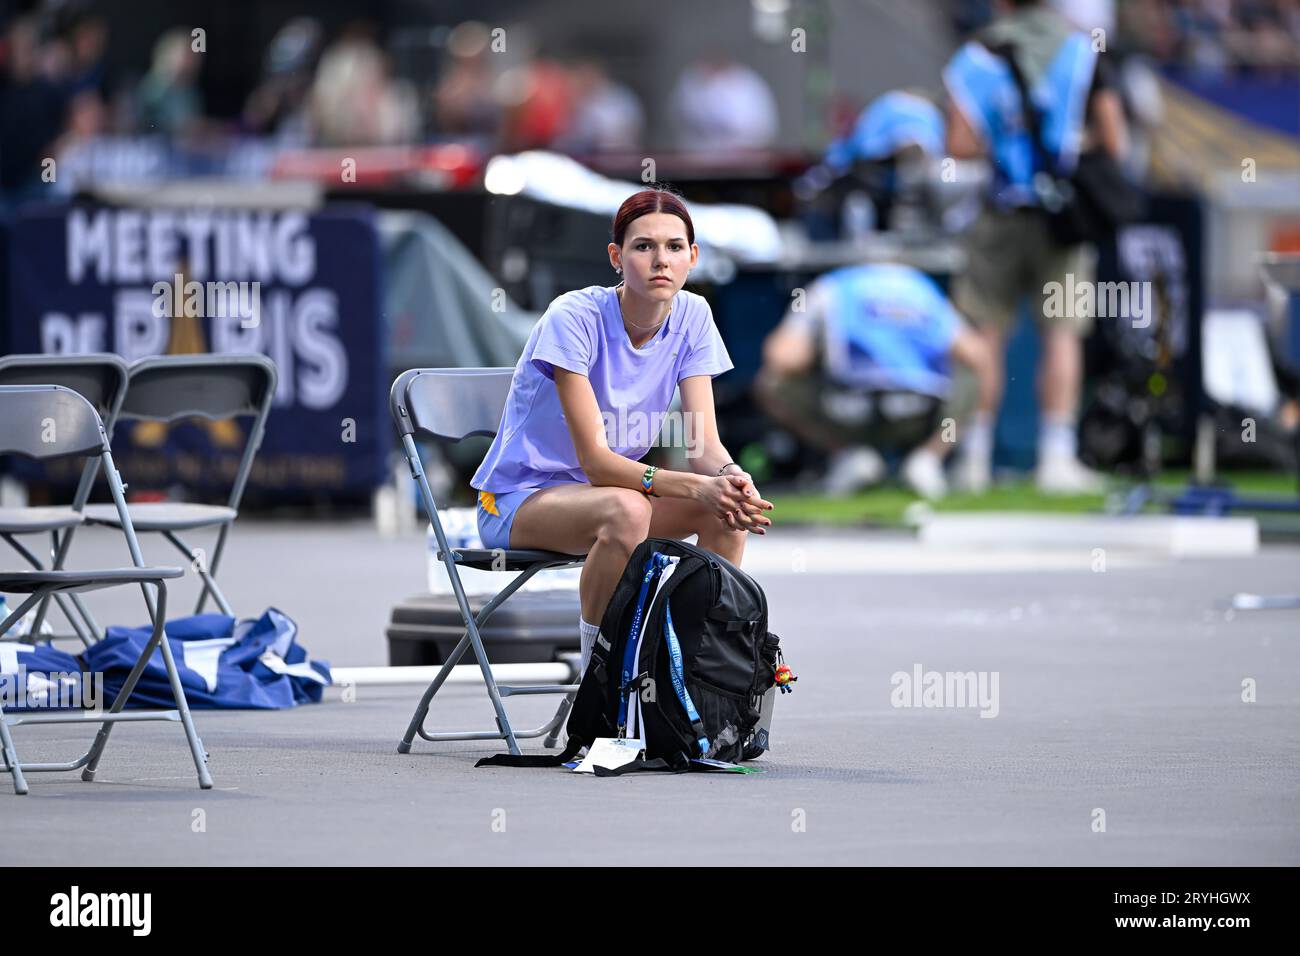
[579,617,601,676]
[1039,412,1078,460]
[963,412,994,461]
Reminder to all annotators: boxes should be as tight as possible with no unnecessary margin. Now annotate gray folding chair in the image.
[0,385,211,795]
[391,368,586,757]
[82,354,278,618]
[0,354,131,646]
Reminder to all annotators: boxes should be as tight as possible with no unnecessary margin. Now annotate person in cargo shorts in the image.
[471,186,774,675]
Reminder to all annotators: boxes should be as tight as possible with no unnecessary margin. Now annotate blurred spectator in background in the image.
[42,7,110,99]
[670,54,778,153]
[497,57,573,151]
[242,17,322,146]
[754,264,997,499]
[961,0,1300,72]
[0,15,67,195]
[943,0,1129,494]
[311,22,420,146]
[135,27,202,137]
[1118,0,1300,72]
[553,58,644,153]
[432,20,501,146]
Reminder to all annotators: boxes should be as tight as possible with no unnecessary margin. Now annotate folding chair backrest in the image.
[0,354,131,510]
[0,354,130,432]
[119,354,277,423]
[390,367,513,442]
[117,354,278,511]
[0,385,108,461]
[0,386,151,572]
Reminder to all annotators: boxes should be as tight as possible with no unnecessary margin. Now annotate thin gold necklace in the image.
[617,284,669,332]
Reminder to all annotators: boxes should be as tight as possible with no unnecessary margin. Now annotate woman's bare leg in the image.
[648,495,747,566]
[509,484,653,624]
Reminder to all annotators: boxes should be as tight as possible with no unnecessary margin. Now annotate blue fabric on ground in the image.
[83,607,330,710]
[0,641,88,712]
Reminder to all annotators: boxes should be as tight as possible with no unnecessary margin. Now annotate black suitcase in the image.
[386,589,581,666]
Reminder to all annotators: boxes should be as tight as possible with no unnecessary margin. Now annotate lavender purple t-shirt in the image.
[471,284,734,494]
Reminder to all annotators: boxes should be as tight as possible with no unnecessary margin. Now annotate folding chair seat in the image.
[82,502,238,531]
[437,547,585,572]
[0,385,211,796]
[0,506,85,533]
[0,567,183,595]
[0,354,130,646]
[390,367,586,757]
[82,354,277,618]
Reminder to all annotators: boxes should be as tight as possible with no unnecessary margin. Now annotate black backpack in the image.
[477,538,788,774]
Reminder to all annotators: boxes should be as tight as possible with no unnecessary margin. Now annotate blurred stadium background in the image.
[1,0,1298,526]
[3,2,1300,864]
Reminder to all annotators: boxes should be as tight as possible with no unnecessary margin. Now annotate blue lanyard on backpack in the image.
[616,551,711,757]
[664,599,710,757]
[617,553,669,735]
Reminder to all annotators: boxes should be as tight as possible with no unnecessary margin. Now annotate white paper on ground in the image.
[573,737,644,773]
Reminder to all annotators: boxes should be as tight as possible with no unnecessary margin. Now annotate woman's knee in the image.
[595,488,653,550]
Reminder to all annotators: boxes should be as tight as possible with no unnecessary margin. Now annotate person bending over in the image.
[756,263,997,499]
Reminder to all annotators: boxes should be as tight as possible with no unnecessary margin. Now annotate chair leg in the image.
[193,524,231,615]
[0,709,28,795]
[192,564,234,617]
[541,693,577,748]
[79,580,210,789]
[0,596,38,793]
[465,620,521,755]
[396,629,472,754]
[62,593,102,646]
[153,611,212,789]
[28,530,62,638]
[82,582,176,782]
[165,530,235,617]
[396,559,548,755]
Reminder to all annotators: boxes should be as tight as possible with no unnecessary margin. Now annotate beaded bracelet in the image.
[641,465,659,497]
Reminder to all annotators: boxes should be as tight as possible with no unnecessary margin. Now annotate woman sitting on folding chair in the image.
[471,186,774,674]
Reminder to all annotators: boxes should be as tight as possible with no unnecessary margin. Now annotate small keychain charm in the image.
[774,664,797,693]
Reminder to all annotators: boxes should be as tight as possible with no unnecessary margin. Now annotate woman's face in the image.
[609,212,698,302]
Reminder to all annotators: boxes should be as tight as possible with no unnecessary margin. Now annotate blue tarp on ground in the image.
[0,641,86,712]
[0,607,331,712]
[84,607,330,709]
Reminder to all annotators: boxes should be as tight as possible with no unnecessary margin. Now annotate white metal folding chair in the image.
[82,354,277,618]
[0,385,211,795]
[0,354,130,645]
[390,368,585,757]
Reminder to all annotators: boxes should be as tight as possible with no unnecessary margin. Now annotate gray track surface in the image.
[3,521,1297,865]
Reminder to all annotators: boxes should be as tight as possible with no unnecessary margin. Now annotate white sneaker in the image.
[1036,451,1105,495]
[901,448,948,500]
[822,446,886,497]
[950,450,992,494]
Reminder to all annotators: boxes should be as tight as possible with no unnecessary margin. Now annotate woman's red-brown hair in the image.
[611,186,695,248]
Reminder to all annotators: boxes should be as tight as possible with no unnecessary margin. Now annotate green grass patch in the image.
[767,469,1296,528]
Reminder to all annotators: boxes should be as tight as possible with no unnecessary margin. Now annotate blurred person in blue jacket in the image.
[755,263,997,500]
[799,89,949,240]
[943,0,1129,494]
